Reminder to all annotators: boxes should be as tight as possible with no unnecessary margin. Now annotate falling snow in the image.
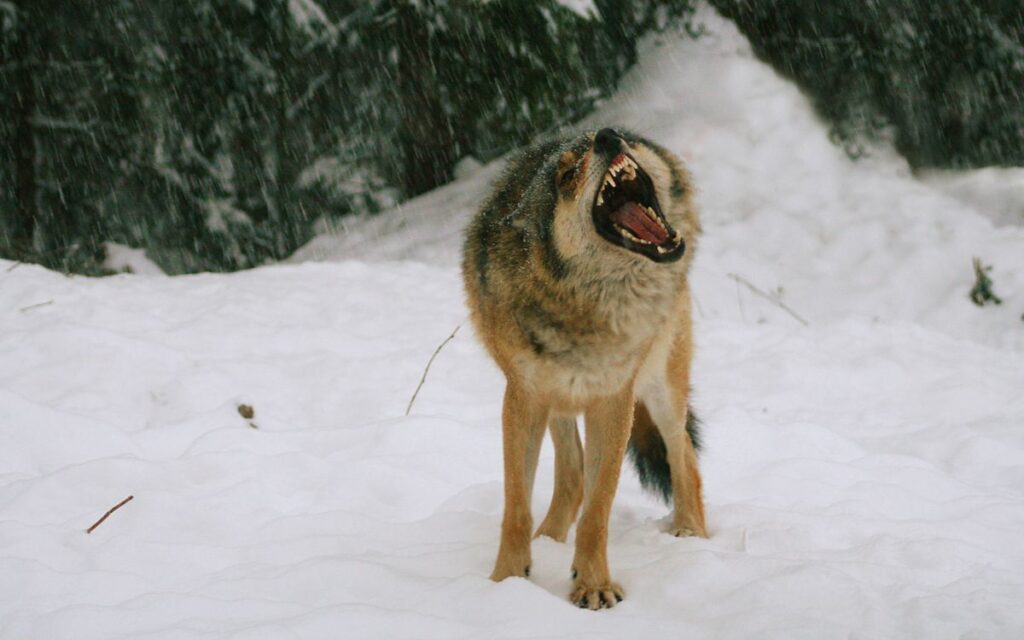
[2,2,1024,638]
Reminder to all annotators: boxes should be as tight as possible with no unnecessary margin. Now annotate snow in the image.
[288,0,331,35]
[919,167,1024,228]
[102,242,166,276]
[453,155,484,181]
[554,0,598,19]
[4,6,1024,638]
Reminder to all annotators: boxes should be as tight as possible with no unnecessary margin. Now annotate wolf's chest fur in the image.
[511,260,681,403]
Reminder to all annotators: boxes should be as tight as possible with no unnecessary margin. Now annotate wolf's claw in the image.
[570,582,624,610]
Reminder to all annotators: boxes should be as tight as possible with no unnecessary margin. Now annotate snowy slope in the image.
[4,7,1024,639]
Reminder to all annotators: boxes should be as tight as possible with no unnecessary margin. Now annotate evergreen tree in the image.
[1,0,697,274]
[710,0,1024,167]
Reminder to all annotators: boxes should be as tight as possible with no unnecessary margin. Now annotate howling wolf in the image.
[462,128,706,609]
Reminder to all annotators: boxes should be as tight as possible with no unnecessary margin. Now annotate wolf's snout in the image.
[594,128,624,158]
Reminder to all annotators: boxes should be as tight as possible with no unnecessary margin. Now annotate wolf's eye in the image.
[558,165,577,188]
[556,151,579,193]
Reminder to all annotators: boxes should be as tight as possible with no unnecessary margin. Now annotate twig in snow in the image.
[5,262,21,272]
[733,277,746,322]
[692,289,706,320]
[727,273,809,327]
[20,300,53,312]
[86,495,134,534]
[405,324,461,416]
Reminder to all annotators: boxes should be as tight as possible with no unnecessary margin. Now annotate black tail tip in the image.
[628,408,702,504]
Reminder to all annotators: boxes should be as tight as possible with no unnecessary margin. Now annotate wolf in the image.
[461,127,706,610]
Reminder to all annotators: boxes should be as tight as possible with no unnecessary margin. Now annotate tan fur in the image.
[534,415,583,542]
[462,129,706,609]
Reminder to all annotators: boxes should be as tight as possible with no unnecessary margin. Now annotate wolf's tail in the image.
[627,404,702,504]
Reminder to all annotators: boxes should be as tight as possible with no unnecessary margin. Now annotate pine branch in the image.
[969,257,1002,306]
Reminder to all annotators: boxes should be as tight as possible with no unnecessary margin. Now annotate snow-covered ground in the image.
[4,8,1024,639]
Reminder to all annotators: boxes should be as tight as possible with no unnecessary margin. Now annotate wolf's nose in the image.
[594,128,623,157]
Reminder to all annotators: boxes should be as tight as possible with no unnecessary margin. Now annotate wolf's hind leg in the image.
[535,415,583,542]
[642,386,707,538]
[491,381,548,582]
[658,406,706,538]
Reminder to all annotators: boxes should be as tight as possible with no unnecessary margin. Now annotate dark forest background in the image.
[1,1,1022,275]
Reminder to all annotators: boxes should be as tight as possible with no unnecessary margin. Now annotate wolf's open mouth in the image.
[591,153,685,262]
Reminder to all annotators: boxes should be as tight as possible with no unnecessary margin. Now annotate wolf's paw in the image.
[570,581,624,610]
[669,522,708,538]
[534,518,571,542]
[490,557,531,582]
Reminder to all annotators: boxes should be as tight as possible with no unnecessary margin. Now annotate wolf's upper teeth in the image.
[605,175,616,188]
[645,206,666,231]
[608,157,638,184]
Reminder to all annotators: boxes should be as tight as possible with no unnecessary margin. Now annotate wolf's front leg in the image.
[491,381,548,582]
[571,385,634,609]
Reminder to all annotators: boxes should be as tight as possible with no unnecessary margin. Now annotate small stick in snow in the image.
[733,277,746,322]
[86,495,134,534]
[5,261,21,272]
[692,289,707,319]
[727,273,809,327]
[20,300,53,312]
[405,324,461,416]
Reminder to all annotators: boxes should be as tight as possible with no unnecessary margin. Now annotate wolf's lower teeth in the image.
[613,223,635,241]
[613,223,652,245]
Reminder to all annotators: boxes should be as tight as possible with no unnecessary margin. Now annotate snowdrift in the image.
[3,7,1024,638]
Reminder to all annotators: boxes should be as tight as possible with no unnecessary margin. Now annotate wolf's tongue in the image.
[610,202,669,244]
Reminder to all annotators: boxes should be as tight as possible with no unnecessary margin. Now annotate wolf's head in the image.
[547,128,696,265]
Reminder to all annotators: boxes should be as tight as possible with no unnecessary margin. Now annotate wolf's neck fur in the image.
[565,252,682,336]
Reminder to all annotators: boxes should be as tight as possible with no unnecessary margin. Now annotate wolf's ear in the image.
[555,150,580,196]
